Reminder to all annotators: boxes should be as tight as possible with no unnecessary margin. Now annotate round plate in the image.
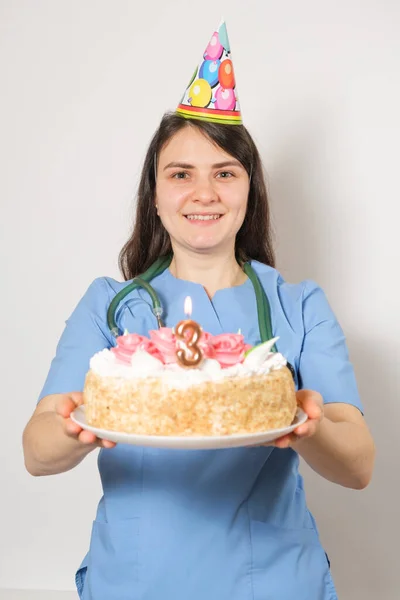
[70,406,307,450]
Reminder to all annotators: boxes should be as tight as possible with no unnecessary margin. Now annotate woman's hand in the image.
[272,389,324,449]
[56,392,116,449]
[253,390,374,488]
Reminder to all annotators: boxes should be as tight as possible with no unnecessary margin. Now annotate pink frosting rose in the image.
[210,333,249,368]
[149,327,178,364]
[198,331,217,359]
[111,333,162,364]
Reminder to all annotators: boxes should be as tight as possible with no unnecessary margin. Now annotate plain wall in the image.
[1,1,399,598]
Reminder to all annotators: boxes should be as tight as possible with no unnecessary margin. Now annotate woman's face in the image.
[155,127,250,256]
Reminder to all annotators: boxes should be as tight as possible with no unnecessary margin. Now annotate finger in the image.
[64,418,83,437]
[273,434,294,449]
[56,397,78,418]
[69,392,84,407]
[66,423,115,448]
[296,390,323,420]
[100,439,117,449]
[293,420,318,438]
[78,430,98,445]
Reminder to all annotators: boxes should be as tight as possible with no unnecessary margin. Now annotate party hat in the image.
[176,21,242,125]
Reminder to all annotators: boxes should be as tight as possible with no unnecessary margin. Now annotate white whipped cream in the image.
[90,340,287,390]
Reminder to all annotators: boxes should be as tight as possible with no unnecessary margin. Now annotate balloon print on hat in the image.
[199,60,221,88]
[218,60,235,89]
[214,87,236,111]
[204,31,223,60]
[189,79,212,108]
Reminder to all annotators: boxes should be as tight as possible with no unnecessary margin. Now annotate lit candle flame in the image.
[184,296,192,317]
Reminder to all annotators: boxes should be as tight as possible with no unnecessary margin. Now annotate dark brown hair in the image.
[119,113,275,280]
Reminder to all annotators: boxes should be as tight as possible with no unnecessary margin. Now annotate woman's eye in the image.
[172,172,189,180]
[217,171,234,179]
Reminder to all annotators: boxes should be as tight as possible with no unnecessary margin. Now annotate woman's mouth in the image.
[184,214,223,221]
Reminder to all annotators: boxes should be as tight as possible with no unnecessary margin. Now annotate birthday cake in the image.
[83,325,297,437]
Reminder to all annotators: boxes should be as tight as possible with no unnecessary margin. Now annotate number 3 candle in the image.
[175,296,203,368]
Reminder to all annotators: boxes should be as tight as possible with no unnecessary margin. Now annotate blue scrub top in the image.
[39,261,362,600]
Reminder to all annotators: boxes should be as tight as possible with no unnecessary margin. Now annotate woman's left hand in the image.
[272,389,324,449]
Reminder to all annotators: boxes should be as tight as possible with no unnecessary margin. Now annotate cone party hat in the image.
[176,21,242,125]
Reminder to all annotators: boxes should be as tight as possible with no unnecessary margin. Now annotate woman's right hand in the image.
[56,392,116,449]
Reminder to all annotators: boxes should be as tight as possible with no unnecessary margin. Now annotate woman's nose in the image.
[192,178,218,204]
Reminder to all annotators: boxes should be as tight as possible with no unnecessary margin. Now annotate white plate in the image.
[70,406,307,450]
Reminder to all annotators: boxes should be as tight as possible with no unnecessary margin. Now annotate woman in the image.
[23,111,375,600]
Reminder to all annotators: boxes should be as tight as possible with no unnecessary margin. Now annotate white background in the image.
[1,1,399,598]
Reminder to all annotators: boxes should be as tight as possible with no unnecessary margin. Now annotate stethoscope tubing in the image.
[106,256,296,380]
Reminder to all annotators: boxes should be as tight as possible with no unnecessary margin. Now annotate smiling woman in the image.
[22,19,374,600]
[118,112,275,289]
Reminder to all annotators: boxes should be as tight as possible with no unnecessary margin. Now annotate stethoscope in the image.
[106,254,295,379]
